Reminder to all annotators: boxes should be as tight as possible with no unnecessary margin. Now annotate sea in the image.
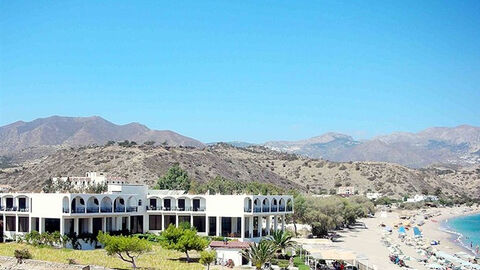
[444,213,480,255]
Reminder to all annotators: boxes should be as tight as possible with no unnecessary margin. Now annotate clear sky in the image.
[1,1,479,143]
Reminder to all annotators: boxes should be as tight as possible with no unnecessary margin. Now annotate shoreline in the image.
[329,205,480,269]
[437,210,480,256]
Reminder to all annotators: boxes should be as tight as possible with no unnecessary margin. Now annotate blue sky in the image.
[1,1,479,143]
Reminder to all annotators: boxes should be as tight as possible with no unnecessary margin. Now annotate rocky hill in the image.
[1,144,478,198]
[265,125,480,168]
[0,116,204,156]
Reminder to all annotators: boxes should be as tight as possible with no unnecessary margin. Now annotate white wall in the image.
[206,195,246,216]
[215,248,244,266]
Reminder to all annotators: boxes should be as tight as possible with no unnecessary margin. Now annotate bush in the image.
[293,256,310,270]
[298,264,310,270]
[275,259,290,269]
[67,258,78,265]
[208,236,229,242]
[14,249,32,263]
[134,233,161,242]
[199,250,216,270]
[24,230,66,247]
[293,256,304,267]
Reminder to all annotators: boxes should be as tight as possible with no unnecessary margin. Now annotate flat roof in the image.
[210,241,250,249]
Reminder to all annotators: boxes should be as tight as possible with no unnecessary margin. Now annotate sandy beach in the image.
[340,206,480,269]
[295,206,480,270]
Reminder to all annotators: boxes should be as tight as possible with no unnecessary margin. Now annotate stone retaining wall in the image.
[0,255,111,270]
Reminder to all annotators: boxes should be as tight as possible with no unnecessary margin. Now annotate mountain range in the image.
[1,116,479,168]
[0,116,204,156]
[264,126,480,168]
[0,116,479,197]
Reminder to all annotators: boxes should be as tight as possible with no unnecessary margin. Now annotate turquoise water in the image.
[445,213,480,254]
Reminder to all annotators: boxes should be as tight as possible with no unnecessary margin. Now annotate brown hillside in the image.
[0,144,478,198]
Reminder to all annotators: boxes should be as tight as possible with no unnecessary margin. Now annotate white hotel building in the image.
[0,183,293,249]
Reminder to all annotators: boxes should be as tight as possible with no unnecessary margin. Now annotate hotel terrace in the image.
[0,183,293,249]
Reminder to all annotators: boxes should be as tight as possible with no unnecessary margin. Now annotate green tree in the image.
[85,182,108,193]
[188,176,285,195]
[156,164,191,191]
[241,241,277,270]
[97,232,152,269]
[143,140,155,146]
[375,196,394,206]
[288,192,307,236]
[310,214,335,237]
[159,224,208,262]
[105,140,116,146]
[199,250,216,270]
[265,230,296,257]
[118,140,130,147]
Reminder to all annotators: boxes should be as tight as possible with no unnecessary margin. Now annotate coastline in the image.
[437,209,480,256]
[421,206,480,256]
[328,205,480,269]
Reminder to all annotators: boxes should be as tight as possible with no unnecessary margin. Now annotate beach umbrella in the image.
[413,227,422,238]
[398,226,406,234]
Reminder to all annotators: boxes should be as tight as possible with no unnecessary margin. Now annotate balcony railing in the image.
[253,206,262,213]
[62,208,69,213]
[71,207,86,213]
[262,206,270,212]
[86,207,99,213]
[244,207,252,212]
[0,206,30,212]
[126,206,137,212]
[100,207,113,213]
[271,206,278,212]
[279,206,285,211]
[114,206,126,212]
[146,206,206,212]
[287,206,293,212]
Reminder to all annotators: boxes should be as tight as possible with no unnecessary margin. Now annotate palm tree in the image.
[241,241,277,270]
[265,230,296,257]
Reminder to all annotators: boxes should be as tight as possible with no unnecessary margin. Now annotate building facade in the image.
[337,186,355,196]
[0,184,293,250]
[406,194,439,203]
[52,172,126,189]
